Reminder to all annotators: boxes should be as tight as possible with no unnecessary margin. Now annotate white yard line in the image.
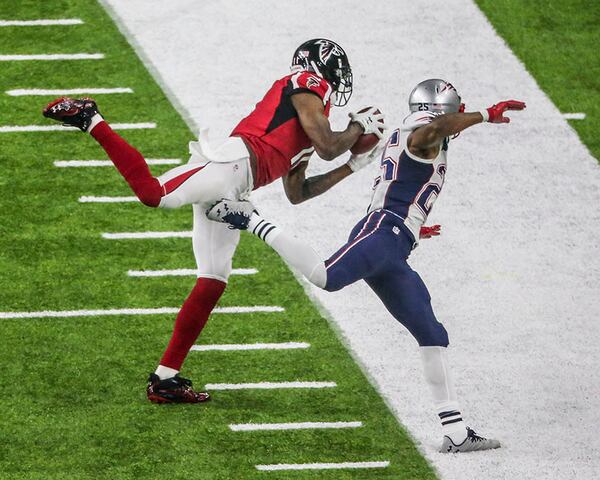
[102,231,191,239]
[6,88,133,96]
[54,159,180,167]
[0,19,84,27]
[205,381,336,390]
[230,421,362,432]
[0,53,104,61]
[562,113,586,120]
[0,123,155,133]
[0,306,284,319]
[128,268,258,277]
[79,196,138,203]
[191,342,310,352]
[255,461,390,471]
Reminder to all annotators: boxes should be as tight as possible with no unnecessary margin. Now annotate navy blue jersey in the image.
[368,111,447,243]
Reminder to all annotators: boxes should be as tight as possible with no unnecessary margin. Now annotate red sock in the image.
[90,121,163,207]
[159,278,226,370]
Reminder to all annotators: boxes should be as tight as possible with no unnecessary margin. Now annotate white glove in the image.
[346,142,385,172]
[349,107,386,139]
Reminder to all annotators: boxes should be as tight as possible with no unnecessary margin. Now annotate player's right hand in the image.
[346,143,385,172]
[482,100,526,123]
[349,106,386,138]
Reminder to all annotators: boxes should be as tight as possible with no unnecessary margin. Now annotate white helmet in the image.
[408,79,464,114]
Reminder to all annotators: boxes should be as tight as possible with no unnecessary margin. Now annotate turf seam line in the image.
[0,123,155,133]
[562,113,586,120]
[79,196,138,203]
[204,381,337,390]
[0,306,284,319]
[103,231,192,239]
[191,342,310,352]
[229,421,362,431]
[6,88,133,96]
[54,159,181,167]
[128,268,258,277]
[255,461,390,471]
[0,53,104,61]
[0,19,84,27]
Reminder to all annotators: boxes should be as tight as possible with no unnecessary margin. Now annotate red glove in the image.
[419,224,441,239]
[482,100,526,123]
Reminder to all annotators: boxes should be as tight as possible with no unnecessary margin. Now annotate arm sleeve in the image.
[401,111,439,131]
[288,71,333,105]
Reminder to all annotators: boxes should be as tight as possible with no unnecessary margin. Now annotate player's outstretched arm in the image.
[292,93,364,161]
[408,100,526,159]
[282,146,382,204]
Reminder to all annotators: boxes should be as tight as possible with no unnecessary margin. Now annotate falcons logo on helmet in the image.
[315,39,343,64]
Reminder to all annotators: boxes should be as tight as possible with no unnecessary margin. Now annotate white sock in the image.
[248,213,327,288]
[155,365,179,380]
[420,346,467,443]
[86,113,104,133]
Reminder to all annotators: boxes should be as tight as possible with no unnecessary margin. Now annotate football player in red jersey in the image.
[42,38,386,403]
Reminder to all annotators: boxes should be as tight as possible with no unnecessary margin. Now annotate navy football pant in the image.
[324,210,449,347]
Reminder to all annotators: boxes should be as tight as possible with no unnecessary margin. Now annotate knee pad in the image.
[417,321,449,347]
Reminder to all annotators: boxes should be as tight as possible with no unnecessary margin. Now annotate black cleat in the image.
[42,97,100,132]
[146,373,211,404]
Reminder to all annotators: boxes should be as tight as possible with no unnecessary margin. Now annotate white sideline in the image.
[6,88,133,96]
[79,196,138,203]
[0,53,104,61]
[230,421,362,432]
[0,306,284,319]
[0,123,155,133]
[255,461,390,471]
[562,113,586,120]
[103,231,191,239]
[128,268,258,277]
[55,159,181,167]
[191,342,310,352]
[205,381,337,390]
[0,19,84,27]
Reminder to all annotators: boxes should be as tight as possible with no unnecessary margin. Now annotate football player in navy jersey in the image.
[42,39,385,404]
[208,79,525,452]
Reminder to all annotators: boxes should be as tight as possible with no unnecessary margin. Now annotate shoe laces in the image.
[466,427,486,443]
[174,375,193,388]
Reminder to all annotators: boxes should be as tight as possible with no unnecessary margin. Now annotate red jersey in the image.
[231,71,332,189]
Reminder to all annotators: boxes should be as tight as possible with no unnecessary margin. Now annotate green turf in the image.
[475,0,600,161]
[0,1,436,479]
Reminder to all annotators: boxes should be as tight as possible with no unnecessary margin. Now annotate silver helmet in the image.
[408,79,464,114]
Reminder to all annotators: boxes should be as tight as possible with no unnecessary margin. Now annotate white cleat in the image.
[206,198,256,230]
[440,427,501,453]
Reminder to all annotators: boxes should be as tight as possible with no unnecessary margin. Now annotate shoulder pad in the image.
[288,71,333,105]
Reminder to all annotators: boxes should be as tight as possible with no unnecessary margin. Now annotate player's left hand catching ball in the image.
[346,143,385,172]
[481,100,526,124]
[349,106,386,139]
[420,224,441,239]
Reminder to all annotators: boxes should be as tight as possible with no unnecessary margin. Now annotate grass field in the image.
[476,0,600,161]
[0,1,436,479]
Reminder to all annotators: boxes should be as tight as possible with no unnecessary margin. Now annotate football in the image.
[350,132,380,155]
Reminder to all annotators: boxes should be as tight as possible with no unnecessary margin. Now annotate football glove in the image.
[346,143,385,172]
[349,107,386,139]
[480,100,526,124]
[419,224,441,239]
